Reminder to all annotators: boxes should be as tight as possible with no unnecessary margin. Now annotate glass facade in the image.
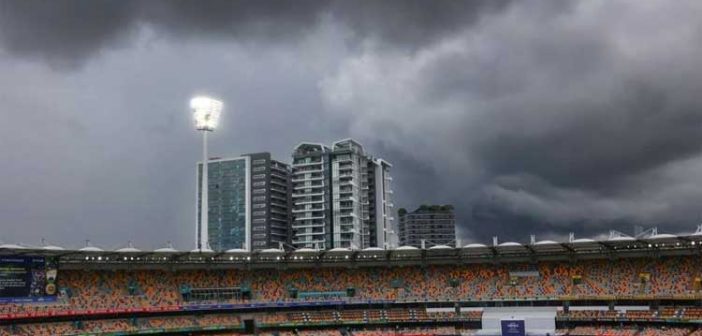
[198,158,248,251]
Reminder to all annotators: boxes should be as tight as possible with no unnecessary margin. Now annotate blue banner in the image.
[183,300,347,311]
[501,319,525,336]
[0,296,57,304]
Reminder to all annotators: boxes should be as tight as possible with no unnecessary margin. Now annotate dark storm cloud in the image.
[0,0,511,68]
[2,0,702,248]
[320,0,702,242]
[0,0,141,68]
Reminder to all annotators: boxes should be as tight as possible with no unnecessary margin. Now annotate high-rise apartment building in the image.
[291,139,395,250]
[398,205,456,248]
[369,158,396,249]
[197,152,291,252]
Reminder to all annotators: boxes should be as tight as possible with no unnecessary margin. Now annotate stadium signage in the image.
[0,256,57,302]
[501,319,525,336]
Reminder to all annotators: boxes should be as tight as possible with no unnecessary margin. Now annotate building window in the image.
[253,174,266,180]
[253,204,266,209]
[253,166,266,172]
[253,241,267,247]
[253,196,266,202]
[253,159,267,165]
[253,188,266,195]
[253,211,266,216]
[253,181,266,187]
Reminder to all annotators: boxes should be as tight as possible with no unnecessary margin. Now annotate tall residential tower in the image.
[291,139,395,250]
[197,152,291,252]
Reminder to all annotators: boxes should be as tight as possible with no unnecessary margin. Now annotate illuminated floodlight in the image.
[191,95,224,252]
[191,96,223,131]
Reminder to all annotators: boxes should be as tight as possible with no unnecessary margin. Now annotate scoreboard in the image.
[0,256,57,303]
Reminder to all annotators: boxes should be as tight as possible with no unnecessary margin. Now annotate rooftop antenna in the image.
[492,236,499,247]
[530,235,536,245]
[569,232,575,243]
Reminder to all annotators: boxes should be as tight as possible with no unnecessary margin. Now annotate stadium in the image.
[2,227,702,336]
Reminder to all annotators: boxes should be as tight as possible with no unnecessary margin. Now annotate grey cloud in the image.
[320,0,702,242]
[0,0,141,69]
[0,0,511,68]
[2,0,702,248]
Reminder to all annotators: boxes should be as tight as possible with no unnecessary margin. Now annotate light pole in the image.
[191,96,223,251]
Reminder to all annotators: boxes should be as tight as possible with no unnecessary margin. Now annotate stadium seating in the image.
[2,256,699,317]
[3,256,702,335]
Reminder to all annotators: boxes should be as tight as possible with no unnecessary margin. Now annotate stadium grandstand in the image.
[2,227,702,335]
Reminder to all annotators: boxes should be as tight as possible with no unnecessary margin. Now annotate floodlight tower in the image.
[191,96,223,251]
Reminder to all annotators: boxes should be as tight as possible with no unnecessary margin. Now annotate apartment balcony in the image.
[270,208,288,216]
[338,224,357,232]
[271,163,289,172]
[291,175,324,183]
[292,206,325,213]
[270,178,288,187]
[292,167,324,175]
[294,203,326,209]
[293,183,325,190]
[294,198,325,205]
[270,215,289,222]
[337,196,357,202]
[293,219,325,226]
[293,229,326,237]
[335,154,353,161]
[292,160,323,167]
[270,192,287,201]
[292,191,325,198]
[292,238,326,245]
[338,179,356,187]
[294,214,325,221]
[270,186,287,194]
[270,198,288,206]
[337,204,354,211]
[292,224,326,231]
[270,221,288,229]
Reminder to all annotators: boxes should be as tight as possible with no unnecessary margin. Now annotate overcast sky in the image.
[1,0,702,250]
